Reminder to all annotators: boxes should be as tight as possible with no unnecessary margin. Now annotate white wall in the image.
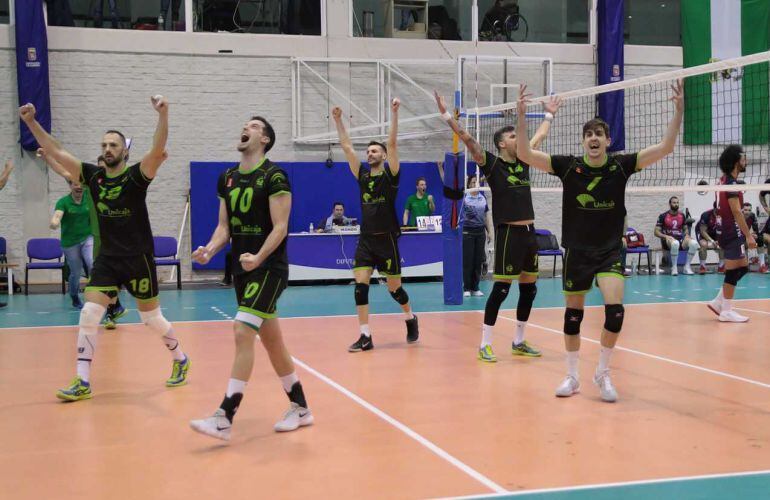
[0,4,684,282]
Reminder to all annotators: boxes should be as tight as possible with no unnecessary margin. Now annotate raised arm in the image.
[0,160,13,190]
[37,148,72,181]
[240,193,291,272]
[19,104,81,179]
[530,95,562,150]
[637,80,684,170]
[387,98,401,176]
[332,107,362,179]
[192,199,231,266]
[140,95,169,179]
[516,85,553,174]
[434,91,485,165]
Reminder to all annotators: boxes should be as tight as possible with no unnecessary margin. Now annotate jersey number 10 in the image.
[229,187,254,213]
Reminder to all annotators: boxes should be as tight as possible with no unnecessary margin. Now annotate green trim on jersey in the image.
[238,156,267,174]
[583,154,609,168]
[105,165,128,178]
[268,190,290,198]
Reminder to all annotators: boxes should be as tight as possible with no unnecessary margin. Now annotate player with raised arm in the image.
[332,99,419,352]
[19,96,190,401]
[434,89,562,362]
[516,81,683,402]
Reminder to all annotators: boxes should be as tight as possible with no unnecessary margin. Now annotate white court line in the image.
[735,307,770,316]
[2,298,769,332]
[498,316,770,390]
[291,356,508,494]
[442,468,770,499]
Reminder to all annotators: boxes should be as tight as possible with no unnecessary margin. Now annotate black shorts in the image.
[354,233,402,277]
[86,253,158,301]
[562,246,623,294]
[233,267,288,325]
[493,224,538,280]
[719,236,747,261]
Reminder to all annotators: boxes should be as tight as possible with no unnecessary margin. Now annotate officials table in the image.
[287,231,442,281]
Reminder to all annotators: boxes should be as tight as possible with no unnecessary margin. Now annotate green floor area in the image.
[465,471,770,500]
[1,273,768,329]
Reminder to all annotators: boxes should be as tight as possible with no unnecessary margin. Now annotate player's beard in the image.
[103,153,123,168]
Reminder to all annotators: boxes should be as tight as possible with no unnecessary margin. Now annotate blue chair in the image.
[154,236,182,289]
[624,227,652,275]
[25,238,66,295]
[535,229,564,277]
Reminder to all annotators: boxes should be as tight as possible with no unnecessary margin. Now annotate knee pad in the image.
[354,283,369,306]
[604,304,625,334]
[389,286,409,305]
[79,302,106,336]
[516,282,537,322]
[139,307,172,335]
[564,308,584,335]
[483,281,511,326]
[724,267,748,286]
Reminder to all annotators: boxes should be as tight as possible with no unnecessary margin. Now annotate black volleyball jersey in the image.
[479,150,535,224]
[358,163,400,234]
[549,153,639,250]
[81,162,154,256]
[217,158,291,275]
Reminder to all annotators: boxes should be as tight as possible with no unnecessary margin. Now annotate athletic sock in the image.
[77,360,91,382]
[286,381,308,408]
[162,329,186,361]
[722,298,732,312]
[480,324,494,348]
[514,321,526,345]
[360,324,371,337]
[226,378,247,397]
[715,287,724,303]
[566,351,579,378]
[404,310,414,321]
[280,372,299,393]
[598,347,613,372]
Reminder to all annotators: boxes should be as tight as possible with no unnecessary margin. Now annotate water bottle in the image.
[309,222,314,233]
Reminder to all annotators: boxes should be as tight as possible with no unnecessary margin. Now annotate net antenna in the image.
[466,51,770,194]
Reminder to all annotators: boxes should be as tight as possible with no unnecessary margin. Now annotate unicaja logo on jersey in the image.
[576,194,595,207]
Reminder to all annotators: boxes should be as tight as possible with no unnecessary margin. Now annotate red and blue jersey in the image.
[656,211,686,239]
[717,174,744,240]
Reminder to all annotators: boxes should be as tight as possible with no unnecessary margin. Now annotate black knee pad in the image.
[354,283,369,306]
[516,282,537,322]
[389,286,409,305]
[604,304,625,333]
[483,281,511,326]
[724,267,748,286]
[564,308,584,335]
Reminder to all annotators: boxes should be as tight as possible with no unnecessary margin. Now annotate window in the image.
[352,0,462,40]
[197,0,321,34]
[625,0,681,46]
[476,0,589,44]
[54,0,187,30]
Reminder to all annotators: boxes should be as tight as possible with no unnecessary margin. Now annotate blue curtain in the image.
[16,0,51,151]
[597,0,625,152]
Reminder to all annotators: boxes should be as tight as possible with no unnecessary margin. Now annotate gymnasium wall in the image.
[0,21,683,282]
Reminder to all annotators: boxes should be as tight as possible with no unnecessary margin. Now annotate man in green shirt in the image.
[402,177,435,227]
[51,181,94,309]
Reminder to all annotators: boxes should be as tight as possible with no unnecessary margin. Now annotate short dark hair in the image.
[104,129,127,146]
[719,144,744,174]
[582,118,610,138]
[367,141,387,153]
[416,176,426,185]
[743,202,752,208]
[332,201,344,209]
[493,125,516,151]
[669,196,678,204]
[251,116,276,153]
